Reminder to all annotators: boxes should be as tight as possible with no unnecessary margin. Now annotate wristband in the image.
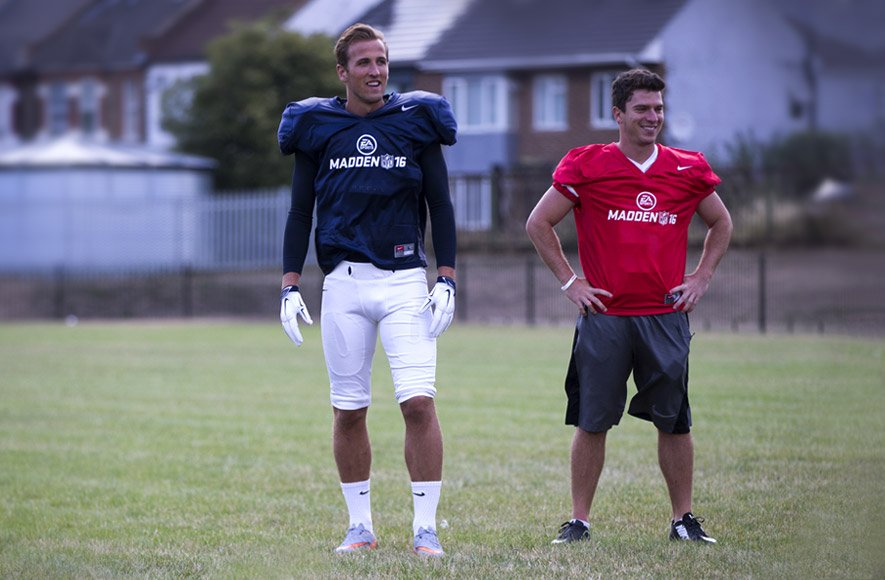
[437,276,456,294]
[280,285,299,298]
[560,274,578,292]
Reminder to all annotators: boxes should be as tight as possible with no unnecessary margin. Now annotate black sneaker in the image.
[669,512,716,544]
[551,519,590,544]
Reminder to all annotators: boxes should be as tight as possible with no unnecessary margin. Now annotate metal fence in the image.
[1,172,883,336]
[2,247,883,338]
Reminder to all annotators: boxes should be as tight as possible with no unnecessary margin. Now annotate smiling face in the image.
[614,89,663,161]
[337,38,388,116]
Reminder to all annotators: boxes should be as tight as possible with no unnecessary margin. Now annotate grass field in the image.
[1,321,883,579]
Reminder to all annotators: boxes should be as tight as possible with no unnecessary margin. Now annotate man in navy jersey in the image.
[277,23,457,557]
[526,69,732,545]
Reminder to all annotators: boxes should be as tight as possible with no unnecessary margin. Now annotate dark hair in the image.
[335,23,388,68]
[611,68,665,112]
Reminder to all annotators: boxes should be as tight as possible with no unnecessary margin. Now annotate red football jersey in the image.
[552,143,720,315]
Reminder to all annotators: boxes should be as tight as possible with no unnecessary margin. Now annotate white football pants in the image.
[321,261,437,410]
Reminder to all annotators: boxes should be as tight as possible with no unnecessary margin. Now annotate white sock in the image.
[411,481,441,536]
[341,480,372,533]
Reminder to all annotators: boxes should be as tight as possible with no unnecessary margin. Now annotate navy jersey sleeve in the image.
[282,151,317,274]
[420,144,456,269]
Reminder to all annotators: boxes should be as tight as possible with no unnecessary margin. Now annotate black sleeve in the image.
[420,144,456,269]
[282,150,317,274]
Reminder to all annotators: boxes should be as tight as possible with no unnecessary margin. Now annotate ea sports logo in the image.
[356,134,377,155]
[636,192,657,211]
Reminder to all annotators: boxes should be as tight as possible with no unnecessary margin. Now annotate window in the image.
[80,79,99,135]
[48,82,68,135]
[122,80,141,142]
[533,74,567,130]
[590,72,618,128]
[442,75,510,133]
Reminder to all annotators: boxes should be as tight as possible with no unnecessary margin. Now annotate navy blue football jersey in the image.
[278,91,457,274]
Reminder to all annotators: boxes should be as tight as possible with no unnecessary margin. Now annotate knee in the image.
[400,396,436,425]
[334,406,368,431]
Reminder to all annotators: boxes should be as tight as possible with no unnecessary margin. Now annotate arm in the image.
[526,187,612,315]
[670,191,733,312]
[279,151,318,346]
[420,144,456,281]
[281,151,317,288]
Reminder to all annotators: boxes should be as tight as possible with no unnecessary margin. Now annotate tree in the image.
[162,20,341,190]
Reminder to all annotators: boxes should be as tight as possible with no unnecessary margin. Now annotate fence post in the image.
[526,257,536,325]
[53,265,65,319]
[458,260,467,322]
[181,265,194,318]
[758,178,775,334]
[758,251,767,333]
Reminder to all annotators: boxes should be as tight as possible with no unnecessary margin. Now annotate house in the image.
[286,0,883,165]
[0,0,94,146]
[142,0,309,148]
[0,0,304,274]
[775,0,885,132]
[0,0,304,148]
[286,0,881,229]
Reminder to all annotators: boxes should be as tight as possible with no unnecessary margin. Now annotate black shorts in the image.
[564,312,693,434]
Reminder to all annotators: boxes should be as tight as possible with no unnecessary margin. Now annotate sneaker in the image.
[413,527,444,557]
[669,512,717,544]
[334,523,377,553]
[551,519,590,544]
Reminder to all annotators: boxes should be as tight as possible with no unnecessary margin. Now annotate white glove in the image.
[419,277,456,338]
[280,285,313,346]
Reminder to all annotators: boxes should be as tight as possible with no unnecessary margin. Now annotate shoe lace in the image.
[683,515,706,536]
[559,520,587,538]
[344,524,369,542]
[415,528,441,550]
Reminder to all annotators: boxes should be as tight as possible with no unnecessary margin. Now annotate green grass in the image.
[1,322,883,578]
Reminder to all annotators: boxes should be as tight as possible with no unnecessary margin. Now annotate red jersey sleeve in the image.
[552,144,604,204]
[673,149,721,198]
[696,152,721,195]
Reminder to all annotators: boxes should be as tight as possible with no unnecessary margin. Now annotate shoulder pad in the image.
[661,146,720,192]
[397,91,458,146]
[553,144,605,185]
[278,97,331,155]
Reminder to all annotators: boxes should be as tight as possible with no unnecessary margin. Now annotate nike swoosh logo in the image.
[402,104,418,111]
[359,490,369,495]
[677,165,693,171]
[413,491,426,497]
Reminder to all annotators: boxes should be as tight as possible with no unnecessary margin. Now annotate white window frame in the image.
[0,84,14,141]
[450,174,492,231]
[590,71,618,129]
[533,74,567,131]
[442,75,510,134]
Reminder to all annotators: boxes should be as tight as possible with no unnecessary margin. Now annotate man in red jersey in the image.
[526,68,732,545]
